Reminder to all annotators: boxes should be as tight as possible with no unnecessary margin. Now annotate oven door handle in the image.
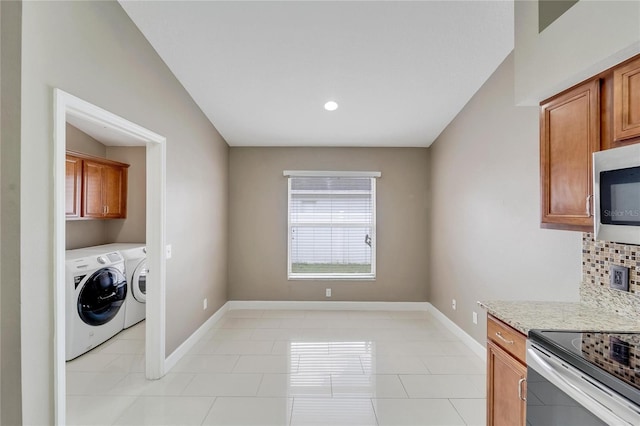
[527,345,639,426]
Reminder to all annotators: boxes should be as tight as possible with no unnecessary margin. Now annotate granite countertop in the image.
[478,300,640,336]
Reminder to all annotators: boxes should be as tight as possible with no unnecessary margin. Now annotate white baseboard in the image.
[164,300,485,373]
[164,301,230,372]
[426,302,486,362]
[227,300,431,311]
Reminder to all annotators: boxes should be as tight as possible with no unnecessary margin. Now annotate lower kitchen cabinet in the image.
[486,315,527,426]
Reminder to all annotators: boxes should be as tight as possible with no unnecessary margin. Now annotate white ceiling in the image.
[120,1,514,148]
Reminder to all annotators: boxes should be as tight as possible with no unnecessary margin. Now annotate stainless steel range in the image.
[527,330,640,425]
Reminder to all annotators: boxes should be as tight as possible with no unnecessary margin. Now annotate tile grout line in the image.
[197,396,218,426]
[445,398,470,426]
[369,397,381,426]
[108,394,143,426]
[396,373,410,398]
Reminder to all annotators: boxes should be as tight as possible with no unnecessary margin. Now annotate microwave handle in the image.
[586,194,593,217]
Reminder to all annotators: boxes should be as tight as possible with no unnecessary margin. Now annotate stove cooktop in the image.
[529,330,640,406]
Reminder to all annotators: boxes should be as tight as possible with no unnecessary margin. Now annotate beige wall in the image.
[65,124,108,249]
[229,147,429,302]
[19,2,229,423]
[0,1,22,424]
[66,123,106,156]
[65,125,147,249]
[105,146,146,244]
[515,0,640,104]
[429,52,582,345]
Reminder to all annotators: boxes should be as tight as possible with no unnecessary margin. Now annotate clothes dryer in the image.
[120,244,147,328]
[65,248,127,360]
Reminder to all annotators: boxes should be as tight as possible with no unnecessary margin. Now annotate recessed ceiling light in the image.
[324,101,338,111]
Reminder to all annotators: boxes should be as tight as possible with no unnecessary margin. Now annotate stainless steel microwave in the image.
[593,144,640,245]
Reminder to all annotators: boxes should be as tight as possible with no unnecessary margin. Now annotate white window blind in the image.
[285,172,378,280]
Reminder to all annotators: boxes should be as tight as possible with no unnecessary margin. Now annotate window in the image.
[284,171,380,280]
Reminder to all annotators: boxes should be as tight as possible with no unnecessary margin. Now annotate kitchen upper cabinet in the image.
[486,315,527,426]
[613,55,640,144]
[65,155,82,218]
[540,79,600,231]
[66,151,129,220]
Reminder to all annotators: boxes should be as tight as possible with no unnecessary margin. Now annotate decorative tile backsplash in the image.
[582,233,640,317]
[581,332,639,387]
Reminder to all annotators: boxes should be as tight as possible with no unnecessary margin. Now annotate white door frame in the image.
[53,89,167,425]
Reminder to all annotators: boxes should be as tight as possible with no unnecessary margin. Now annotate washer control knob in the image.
[97,256,107,264]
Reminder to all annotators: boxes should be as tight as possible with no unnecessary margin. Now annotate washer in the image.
[83,243,147,329]
[65,248,127,361]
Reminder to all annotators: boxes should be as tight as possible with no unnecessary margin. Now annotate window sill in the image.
[288,274,376,281]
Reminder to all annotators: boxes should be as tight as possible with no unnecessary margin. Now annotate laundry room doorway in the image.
[53,89,167,425]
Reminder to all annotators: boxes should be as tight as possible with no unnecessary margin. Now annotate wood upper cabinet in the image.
[613,55,640,143]
[66,151,129,220]
[82,159,127,219]
[103,164,127,218]
[65,155,82,218]
[540,79,600,231]
[486,315,527,426]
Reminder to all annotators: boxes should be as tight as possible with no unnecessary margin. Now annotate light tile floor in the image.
[67,309,486,425]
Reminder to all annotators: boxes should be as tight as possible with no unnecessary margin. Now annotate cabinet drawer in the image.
[487,315,527,364]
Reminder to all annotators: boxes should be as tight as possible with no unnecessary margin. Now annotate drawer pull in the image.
[518,378,527,401]
[495,332,514,345]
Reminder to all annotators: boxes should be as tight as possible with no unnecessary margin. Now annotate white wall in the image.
[515,0,640,105]
[19,2,229,424]
[429,53,582,344]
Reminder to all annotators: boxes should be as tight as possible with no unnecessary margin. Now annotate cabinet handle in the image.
[518,378,527,401]
[495,332,514,345]
[586,194,593,217]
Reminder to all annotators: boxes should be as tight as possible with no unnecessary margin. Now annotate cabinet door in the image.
[487,341,526,426]
[540,79,600,231]
[65,155,82,218]
[103,165,126,218]
[83,160,105,218]
[613,55,640,143]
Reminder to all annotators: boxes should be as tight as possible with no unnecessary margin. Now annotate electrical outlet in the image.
[473,311,478,325]
[203,298,208,310]
[166,244,172,259]
[610,265,629,291]
[452,299,457,310]
[326,288,331,298]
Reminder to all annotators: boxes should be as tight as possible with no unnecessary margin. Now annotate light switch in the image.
[166,244,172,259]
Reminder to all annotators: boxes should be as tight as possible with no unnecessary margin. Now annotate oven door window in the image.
[600,166,640,225]
[527,367,606,426]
